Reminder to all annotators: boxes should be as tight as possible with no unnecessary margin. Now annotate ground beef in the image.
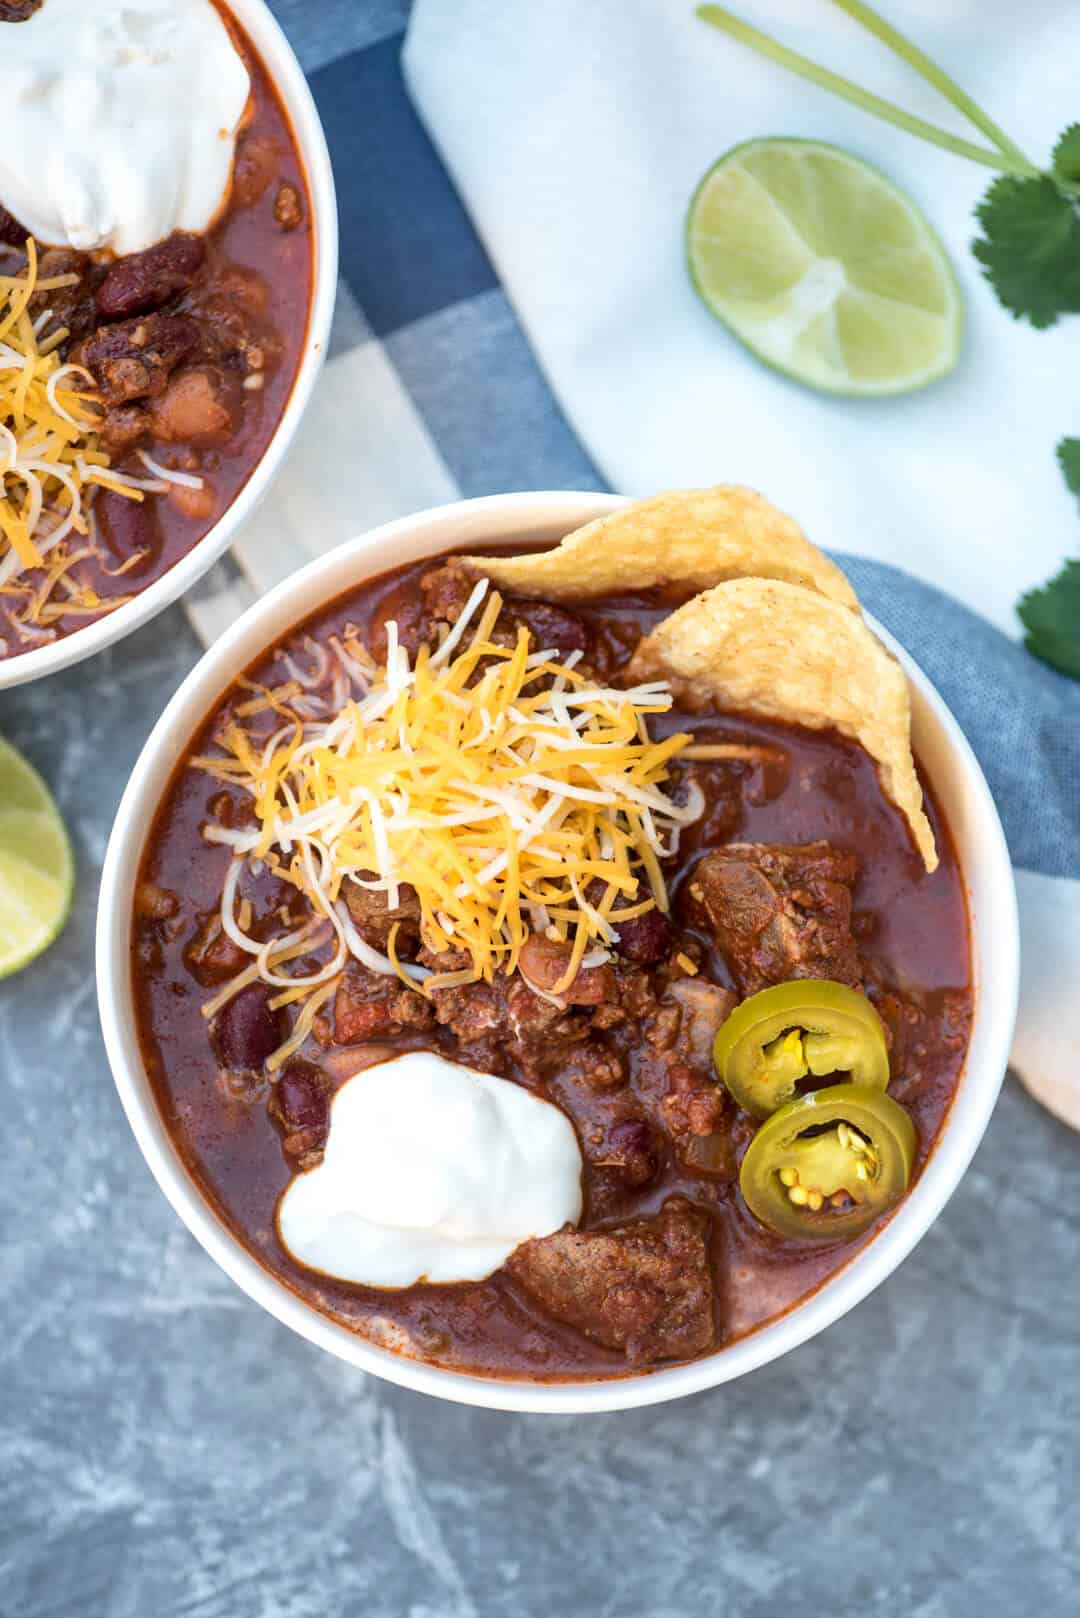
[507,1199,716,1364]
[429,972,587,1080]
[684,841,861,996]
[29,248,106,345]
[332,964,434,1045]
[343,875,422,955]
[867,979,973,1107]
[420,561,475,624]
[419,561,589,658]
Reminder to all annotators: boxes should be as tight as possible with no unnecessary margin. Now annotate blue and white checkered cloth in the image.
[195,0,1079,1124]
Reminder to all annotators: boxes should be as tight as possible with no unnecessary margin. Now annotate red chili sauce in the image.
[131,552,973,1380]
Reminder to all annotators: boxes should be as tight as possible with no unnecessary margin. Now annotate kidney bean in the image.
[274,1059,329,1134]
[518,934,615,1005]
[594,1119,658,1185]
[95,232,206,319]
[612,908,671,964]
[508,599,588,656]
[211,985,283,1073]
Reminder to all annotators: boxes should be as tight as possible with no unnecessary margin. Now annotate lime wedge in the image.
[0,735,74,978]
[686,138,962,395]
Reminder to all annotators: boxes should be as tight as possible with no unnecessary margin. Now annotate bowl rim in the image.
[95,489,1021,1414]
[0,0,339,693]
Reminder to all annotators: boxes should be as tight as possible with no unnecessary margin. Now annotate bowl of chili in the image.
[0,0,337,688]
[96,490,1020,1412]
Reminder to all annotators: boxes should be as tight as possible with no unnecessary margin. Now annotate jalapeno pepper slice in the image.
[739,1083,917,1242]
[712,979,889,1119]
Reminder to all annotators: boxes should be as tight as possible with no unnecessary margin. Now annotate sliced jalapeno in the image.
[739,1082,917,1243]
[712,979,889,1119]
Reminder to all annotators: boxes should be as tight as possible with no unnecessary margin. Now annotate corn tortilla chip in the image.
[628,577,938,872]
[463,486,858,610]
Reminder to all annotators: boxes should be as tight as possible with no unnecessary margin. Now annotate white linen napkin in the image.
[404,0,1080,639]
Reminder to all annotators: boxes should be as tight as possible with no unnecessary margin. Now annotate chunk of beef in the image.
[96,232,206,319]
[185,910,248,986]
[685,841,861,997]
[211,985,283,1074]
[332,963,433,1045]
[269,1058,329,1163]
[147,365,237,443]
[343,875,422,955]
[71,313,198,405]
[518,933,616,1006]
[645,978,739,1170]
[507,1199,715,1364]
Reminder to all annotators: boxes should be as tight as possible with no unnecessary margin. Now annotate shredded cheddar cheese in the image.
[195,582,705,1018]
[0,240,141,634]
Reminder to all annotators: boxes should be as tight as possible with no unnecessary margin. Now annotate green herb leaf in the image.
[1051,123,1080,184]
[972,175,1080,328]
[1057,437,1080,498]
[1017,560,1080,678]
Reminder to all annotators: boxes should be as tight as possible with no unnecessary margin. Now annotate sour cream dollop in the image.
[277,1053,583,1288]
[0,0,250,255]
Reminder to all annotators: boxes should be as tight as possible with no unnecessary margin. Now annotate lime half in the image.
[686,138,962,396]
[0,735,74,978]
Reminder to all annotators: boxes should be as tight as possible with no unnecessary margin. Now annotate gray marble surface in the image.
[1,608,1077,1618]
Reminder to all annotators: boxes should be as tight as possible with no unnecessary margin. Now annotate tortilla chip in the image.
[462,486,858,610]
[627,577,938,872]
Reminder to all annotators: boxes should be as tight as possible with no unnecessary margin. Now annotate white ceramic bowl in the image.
[96,492,1020,1413]
[0,0,338,692]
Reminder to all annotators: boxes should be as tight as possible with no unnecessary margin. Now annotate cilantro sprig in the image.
[697,0,1080,678]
